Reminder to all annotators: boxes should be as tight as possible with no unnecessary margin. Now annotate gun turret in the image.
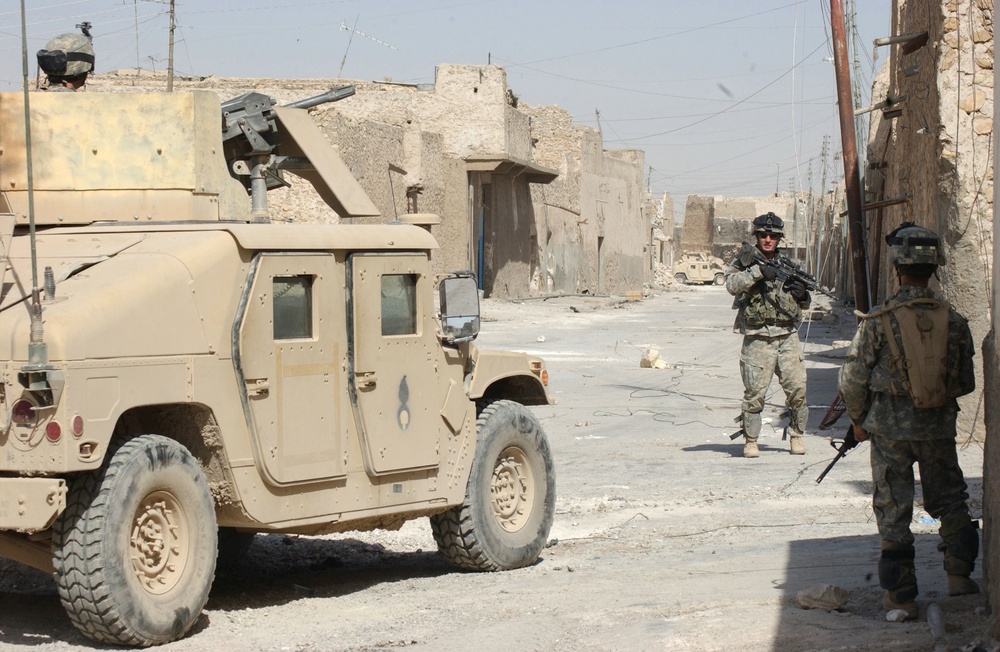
[221,86,355,158]
[220,85,359,221]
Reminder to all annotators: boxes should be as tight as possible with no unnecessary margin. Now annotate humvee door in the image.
[348,253,446,476]
[238,253,345,485]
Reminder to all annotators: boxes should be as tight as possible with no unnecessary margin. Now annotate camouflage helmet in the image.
[885,222,946,266]
[752,212,784,237]
[37,33,95,77]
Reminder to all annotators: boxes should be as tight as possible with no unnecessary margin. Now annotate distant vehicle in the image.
[674,252,726,285]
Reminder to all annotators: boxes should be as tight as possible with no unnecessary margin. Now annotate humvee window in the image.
[381,274,417,336]
[273,276,313,339]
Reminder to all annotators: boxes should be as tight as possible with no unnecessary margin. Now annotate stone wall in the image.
[866,0,993,439]
[524,104,650,295]
[682,195,714,253]
[680,194,804,265]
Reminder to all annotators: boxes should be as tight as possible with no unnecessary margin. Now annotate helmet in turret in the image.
[752,212,784,238]
[37,33,95,78]
[886,222,946,267]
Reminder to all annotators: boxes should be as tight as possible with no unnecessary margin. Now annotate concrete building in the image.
[522,104,652,296]
[87,64,655,299]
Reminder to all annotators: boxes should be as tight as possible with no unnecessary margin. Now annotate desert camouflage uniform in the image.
[838,285,977,603]
[725,251,811,442]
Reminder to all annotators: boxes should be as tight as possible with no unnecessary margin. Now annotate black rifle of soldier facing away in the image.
[738,242,838,300]
[815,424,862,483]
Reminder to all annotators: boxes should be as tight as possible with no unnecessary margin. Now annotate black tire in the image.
[430,400,555,571]
[674,273,687,284]
[714,273,725,285]
[53,435,218,647]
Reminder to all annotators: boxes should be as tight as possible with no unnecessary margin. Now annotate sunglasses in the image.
[756,233,779,241]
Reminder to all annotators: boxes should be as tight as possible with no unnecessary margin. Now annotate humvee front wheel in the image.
[674,273,687,284]
[714,272,725,285]
[53,435,218,647]
[431,400,555,571]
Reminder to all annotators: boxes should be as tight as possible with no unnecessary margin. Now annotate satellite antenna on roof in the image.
[338,18,397,77]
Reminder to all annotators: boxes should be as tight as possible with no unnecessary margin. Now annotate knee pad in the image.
[742,411,761,439]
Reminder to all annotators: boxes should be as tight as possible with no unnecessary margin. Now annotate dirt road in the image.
[0,287,991,651]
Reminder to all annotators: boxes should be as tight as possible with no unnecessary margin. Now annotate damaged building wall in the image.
[682,196,715,254]
[524,104,649,295]
[681,194,800,264]
[866,0,992,441]
[866,0,996,623]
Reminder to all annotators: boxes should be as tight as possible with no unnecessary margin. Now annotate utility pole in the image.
[816,135,829,279]
[830,0,869,313]
[806,161,814,272]
[166,0,175,92]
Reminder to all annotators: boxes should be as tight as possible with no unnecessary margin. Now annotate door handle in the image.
[356,372,377,388]
[246,378,270,397]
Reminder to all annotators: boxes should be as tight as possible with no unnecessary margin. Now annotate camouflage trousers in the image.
[871,435,978,599]
[739,333,808,440]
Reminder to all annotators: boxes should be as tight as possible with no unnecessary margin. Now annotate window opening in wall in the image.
[381,274,418,336]
[273,275,313,340]
[478,183,492,291]
[597,235,605,294]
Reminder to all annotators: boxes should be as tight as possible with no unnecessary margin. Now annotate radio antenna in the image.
[338,18,397,77]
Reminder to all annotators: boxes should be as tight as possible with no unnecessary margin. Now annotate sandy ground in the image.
[0,285,993,651]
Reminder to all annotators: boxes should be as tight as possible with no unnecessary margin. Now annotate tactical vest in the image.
[864,298,950,408]
[741,275,801,328]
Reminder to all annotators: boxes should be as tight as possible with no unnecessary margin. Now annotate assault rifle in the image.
[815,425,861,484]
[738,242,837,299]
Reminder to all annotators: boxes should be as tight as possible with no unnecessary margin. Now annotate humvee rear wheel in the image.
[714,272,725,285]
[430,400,555,571]
[674,273,687,284]
[53,435,217,647]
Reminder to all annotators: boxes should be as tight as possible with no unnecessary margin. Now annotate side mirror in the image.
[439,273,480,344]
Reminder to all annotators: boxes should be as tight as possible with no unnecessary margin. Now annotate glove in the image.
[757,263,777,281]
[784,278,809,302]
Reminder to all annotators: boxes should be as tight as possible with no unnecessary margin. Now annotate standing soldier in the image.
[36,31,95,91]
[725,212,811,458]
[838,223,979,621]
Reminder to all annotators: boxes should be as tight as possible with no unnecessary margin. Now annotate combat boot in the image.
[743,438,759,458]
[789,435,805,455]
[948,575,980,596]
[882,591,918,620]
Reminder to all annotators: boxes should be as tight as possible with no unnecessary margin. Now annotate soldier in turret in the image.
[36,32,95,91]
[838,223,979,621]
[725,212,811,458]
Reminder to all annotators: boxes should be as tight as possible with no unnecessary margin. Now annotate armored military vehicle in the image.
[0,88,555,646]
[673,252,726,285]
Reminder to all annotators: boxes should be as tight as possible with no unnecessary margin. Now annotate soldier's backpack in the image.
[867,298,950,408]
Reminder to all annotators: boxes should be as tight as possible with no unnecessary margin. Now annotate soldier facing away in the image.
[725,212,811,458]
[36,32,94,91]
[838,223,979,621]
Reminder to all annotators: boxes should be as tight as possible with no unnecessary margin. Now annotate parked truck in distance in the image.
[0,88,555,646]
[673,252,727,285]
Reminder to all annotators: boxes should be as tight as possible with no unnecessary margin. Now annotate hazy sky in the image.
[1,1,893,220]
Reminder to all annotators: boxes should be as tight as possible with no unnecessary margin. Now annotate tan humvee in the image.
[673,252,726,285]
[0,90,555,646]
